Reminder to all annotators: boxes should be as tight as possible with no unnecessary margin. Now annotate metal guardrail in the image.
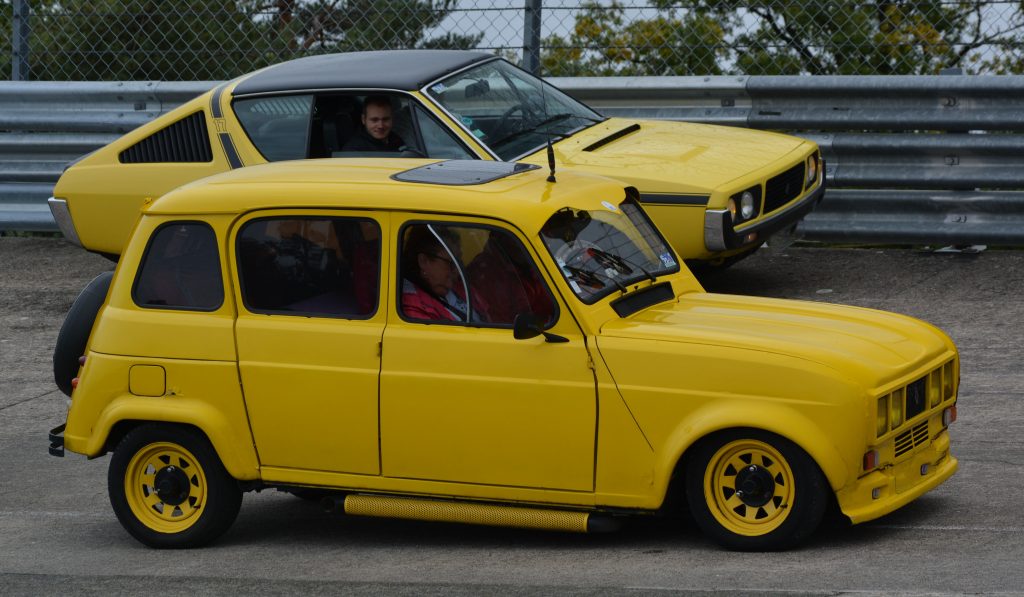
[3,76,1024,244]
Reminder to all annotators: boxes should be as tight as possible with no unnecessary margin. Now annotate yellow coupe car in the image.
[48,50,823,266]
[48,160,956,551]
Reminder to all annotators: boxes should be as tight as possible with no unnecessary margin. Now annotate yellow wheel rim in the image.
[124,442,207,534]
[703,439,795,537]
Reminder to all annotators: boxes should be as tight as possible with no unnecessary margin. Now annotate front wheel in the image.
[685,429,828,551]
[108,424,241,548]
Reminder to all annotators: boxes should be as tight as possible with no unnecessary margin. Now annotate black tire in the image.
[684,429,828,551]
[53,271,114,396]
[108,424,242,549]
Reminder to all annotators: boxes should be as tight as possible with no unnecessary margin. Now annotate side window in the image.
[133,222,223,310]
[237,216,380,318]
[413,106,476,159]
[234,95,314,161]
[399,222,556,326]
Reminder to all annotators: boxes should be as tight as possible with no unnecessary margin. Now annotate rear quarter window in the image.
[132,222,224,310]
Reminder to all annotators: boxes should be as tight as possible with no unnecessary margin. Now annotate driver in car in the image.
[343,95,406,152]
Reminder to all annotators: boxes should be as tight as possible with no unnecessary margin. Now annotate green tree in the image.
[21,0,481,80]
[543,1,726,76]
[1,1,11,79]
[240,0,481,55]
[27,0,281,80]
[546,1,1024,76]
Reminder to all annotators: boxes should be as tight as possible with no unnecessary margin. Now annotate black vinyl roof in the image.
[233,50,495,96]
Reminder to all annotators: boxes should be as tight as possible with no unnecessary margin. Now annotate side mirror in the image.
[513,313,568,343]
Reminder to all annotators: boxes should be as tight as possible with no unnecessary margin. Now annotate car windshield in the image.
[540,196,680,304]
[424,59,605,160]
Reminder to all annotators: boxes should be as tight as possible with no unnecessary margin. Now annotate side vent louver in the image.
[119,112,213,164]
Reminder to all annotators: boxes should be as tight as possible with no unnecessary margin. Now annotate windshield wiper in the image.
[490,127,571,151]
[531,112,578,128]
[589,248,657,284]
[489,112,593,149]
[566,264,629,294]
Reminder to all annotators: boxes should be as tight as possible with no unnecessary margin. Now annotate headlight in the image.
[806,154,818,185]
[728,187,761,223]
[740,191,756,219]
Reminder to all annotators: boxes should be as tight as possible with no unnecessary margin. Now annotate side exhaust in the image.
[322,494,621,533]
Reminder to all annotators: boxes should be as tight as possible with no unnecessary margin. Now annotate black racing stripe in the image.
[210,83,227,118]
[638,193,710,206]
[581,123,641,152]
[219,133,243,169]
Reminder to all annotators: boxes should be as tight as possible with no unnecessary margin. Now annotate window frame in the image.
[234,213,384,320]
[131,220,225,312]
[395,218,560,329]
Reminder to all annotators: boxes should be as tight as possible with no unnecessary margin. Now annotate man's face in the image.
[362,103,393,140]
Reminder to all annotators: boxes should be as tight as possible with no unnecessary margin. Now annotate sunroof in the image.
[392,160,539,186]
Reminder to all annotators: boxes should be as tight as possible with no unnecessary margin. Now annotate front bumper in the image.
[703,181,825,253]
[837,428,957,524]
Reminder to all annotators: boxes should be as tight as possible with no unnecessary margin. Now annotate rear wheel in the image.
[108,424,241,548]
[685,429,827,551]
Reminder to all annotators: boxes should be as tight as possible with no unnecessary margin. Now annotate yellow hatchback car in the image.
[48,50,822,267]
[48,160,956,551]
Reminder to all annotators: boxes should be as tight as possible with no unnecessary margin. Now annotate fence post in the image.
[12,0,30,81]
[522,0,542,75]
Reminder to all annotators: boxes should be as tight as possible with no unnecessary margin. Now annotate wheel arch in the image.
[85,396,260,481]
[655,404,852,509]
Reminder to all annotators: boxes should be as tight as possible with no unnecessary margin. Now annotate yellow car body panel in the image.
[51,159,957,543]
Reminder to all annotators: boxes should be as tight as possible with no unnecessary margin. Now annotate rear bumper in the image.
[48,423,66,457]
[704,180,825,252]
[47,198,83,247]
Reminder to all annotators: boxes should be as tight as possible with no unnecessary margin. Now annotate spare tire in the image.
[53,271,114,396]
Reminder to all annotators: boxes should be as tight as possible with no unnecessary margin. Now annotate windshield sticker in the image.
[431,83,446,94]
[569,280,582,293]
[659,252,677,267]
[605,268,618,278]
[461,116,474,125]
[601,201,619,212]
[472,129,486,138]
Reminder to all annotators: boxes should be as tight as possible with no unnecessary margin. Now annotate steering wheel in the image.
[494,102,530,138]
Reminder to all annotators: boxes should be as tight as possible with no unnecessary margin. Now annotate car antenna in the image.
[546,139,557,183]
[538,64,557,183]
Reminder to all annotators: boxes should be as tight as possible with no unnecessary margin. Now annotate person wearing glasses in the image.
[400,224,488,322]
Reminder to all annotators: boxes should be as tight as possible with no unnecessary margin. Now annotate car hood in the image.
[599,292,954,388]
[527,118,809,193]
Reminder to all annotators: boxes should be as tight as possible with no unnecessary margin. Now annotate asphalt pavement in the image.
[1,237,1022,596]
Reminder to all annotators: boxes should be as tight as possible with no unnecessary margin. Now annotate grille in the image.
[763,162,806,213]
[906,377,927,419]
[894,421,930,457]
[119,112,213,163]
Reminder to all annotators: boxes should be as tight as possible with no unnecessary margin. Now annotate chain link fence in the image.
[4,1,1024,80]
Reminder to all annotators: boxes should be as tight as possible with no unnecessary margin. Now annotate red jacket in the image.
[401,280,458,321]
[401,279,489,322]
